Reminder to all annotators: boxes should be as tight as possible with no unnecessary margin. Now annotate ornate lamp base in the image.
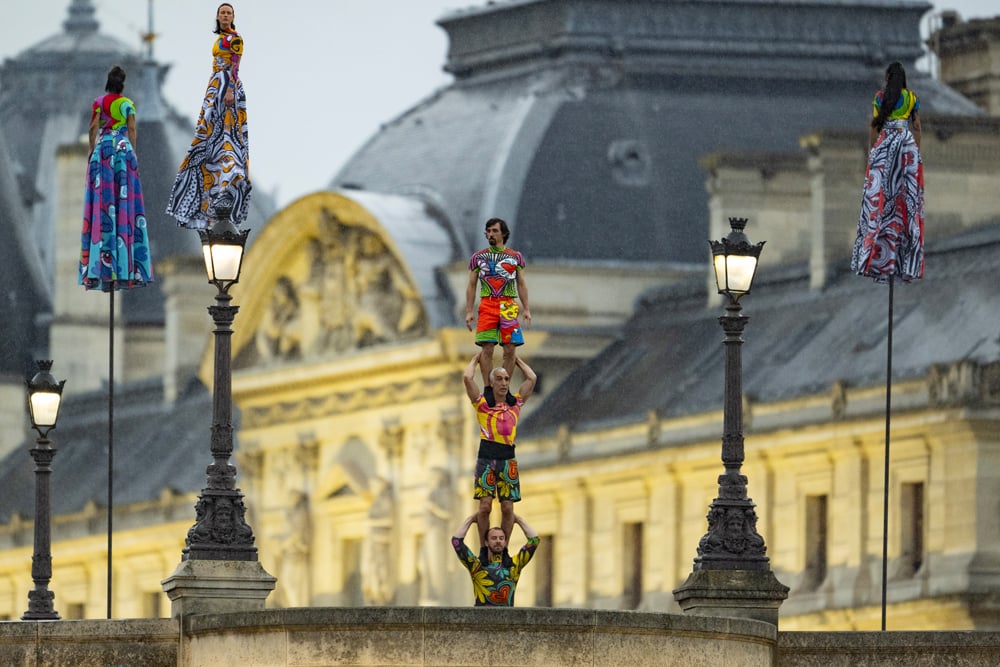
[673,569,789,626]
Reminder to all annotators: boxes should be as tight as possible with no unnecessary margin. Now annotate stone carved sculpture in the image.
[276,491,312,607]
[252,210,427,365]
[363,477,395,605]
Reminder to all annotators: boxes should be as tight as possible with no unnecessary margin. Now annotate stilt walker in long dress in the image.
[851,61,924,631]
[166,2,251,228]
[79,65,154,619]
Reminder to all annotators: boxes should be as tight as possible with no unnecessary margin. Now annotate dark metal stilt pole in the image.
[880,275,894,631]
[107,290,114,619]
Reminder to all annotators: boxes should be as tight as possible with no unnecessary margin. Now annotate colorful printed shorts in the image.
[475,297,524,346]
[473,457,521,502]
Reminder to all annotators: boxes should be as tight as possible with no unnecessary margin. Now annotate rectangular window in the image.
[534,534,554,607]
[623,522,643,609]
[342,538,363,606]
[803,494,828,591]
[899,482,924,577]
[65,602,86,620]
[143,591,163,618]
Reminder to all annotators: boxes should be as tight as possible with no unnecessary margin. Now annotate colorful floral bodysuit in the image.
[452,536,540,606]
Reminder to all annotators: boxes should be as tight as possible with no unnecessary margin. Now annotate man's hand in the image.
[453,513,478,539]
[513,513,538,539]
[522,308,532,328]
[465,310,475,331]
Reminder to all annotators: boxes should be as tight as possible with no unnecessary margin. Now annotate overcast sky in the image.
[1,0,997,208]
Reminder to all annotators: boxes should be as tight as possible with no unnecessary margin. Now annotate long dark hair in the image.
[872,62,907,132]
[213,3,236,34]
[104,65,126,94]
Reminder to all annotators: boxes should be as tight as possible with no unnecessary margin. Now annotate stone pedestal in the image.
[673,569,789,626]
[161,559,276,618]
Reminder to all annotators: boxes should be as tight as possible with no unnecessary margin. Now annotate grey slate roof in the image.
[0,377,217,522]
[333,0,982,266]
[0,127,50,375]
[522,221,1000,435]
[0,0,275,326]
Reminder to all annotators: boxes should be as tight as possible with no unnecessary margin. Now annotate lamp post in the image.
[22,360,65,621]
[673,217,787,624]
[183,215,258,561]
[697,216,768,570]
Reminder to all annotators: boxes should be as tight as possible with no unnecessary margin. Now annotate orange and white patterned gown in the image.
[166,28,251,228]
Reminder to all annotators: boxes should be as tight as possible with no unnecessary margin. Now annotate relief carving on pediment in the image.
[248,210,427,366]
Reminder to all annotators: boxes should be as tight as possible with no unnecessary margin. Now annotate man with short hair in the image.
[463,353,536,547]
[452,512,539,607]
[466,217,531,384]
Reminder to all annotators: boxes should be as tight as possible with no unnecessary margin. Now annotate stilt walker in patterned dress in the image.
[166,2,251,228]
[850,60,924,631]
[80,65,152,291]
[79,64,153,618]
[851,61,924,283]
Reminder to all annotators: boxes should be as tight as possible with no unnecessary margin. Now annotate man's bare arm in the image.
[453,513,478,540]
[515,356,536,401]
[463,354,482,402]
[465,271,478,331]
[513,514,538,539]
[516,270,531,328]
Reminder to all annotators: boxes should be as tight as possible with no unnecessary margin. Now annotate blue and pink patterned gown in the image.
[166,28,252,228]
[79,93,152,291]
[851,88,924,283]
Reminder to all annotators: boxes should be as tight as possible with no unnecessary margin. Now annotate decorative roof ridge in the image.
[438,0,931,81]
[63,0,99,35]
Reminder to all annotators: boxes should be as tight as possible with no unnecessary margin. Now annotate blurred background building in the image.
[0,0,998,629]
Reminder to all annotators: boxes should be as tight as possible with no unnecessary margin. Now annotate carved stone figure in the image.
[363,477,395,605]
[250,212,428,364]
[277,491,312,607]
[419,468,453,604]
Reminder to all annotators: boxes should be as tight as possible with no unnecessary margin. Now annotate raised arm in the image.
[463,354,482,403]
[453,513,478,540]
[515,356,536,401]
[513,514,538,540]
[516,269,531,328]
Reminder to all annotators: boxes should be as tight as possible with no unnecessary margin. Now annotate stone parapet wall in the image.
[183,607,776,667]
[0,618,177,667]
[4,610,1000,666]
[779,630,1000,666]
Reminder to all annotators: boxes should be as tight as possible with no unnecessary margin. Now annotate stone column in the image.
[802,130,867,291]
[158,255,213,403]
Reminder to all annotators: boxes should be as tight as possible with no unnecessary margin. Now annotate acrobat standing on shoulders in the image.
[465,217,531,384]
[463,353,536,548]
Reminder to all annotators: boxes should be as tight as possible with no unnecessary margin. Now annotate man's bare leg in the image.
[500,344,516,380]
[479,343,496,385]
[500,500,514,543]
[476,496,493,548]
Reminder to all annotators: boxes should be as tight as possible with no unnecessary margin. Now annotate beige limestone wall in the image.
[182,608,777,667]
[3,611,1000,666]
[0,618,177,666]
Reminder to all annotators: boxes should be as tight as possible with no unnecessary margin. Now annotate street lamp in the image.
[696,216,767,570]
[184,214,258,560]
[22,360,65,621]
[673,217,786,625]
